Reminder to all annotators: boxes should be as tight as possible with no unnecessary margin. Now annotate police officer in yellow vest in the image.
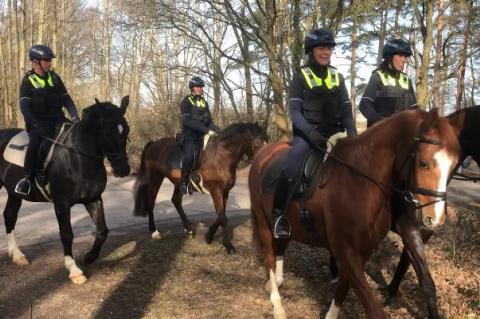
[15,44,80,196]
[272,28,357,238]
[359,39,416,127]
[179,76,219,195]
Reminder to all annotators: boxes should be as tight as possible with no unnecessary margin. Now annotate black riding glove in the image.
[308,129,325,147]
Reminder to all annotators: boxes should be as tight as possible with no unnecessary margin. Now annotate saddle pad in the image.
[3,122,73,168]
[166,145,183,170]
[3,131,29,167]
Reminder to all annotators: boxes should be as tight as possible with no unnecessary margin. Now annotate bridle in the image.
[41,118,128,164]
[322,120,448,210]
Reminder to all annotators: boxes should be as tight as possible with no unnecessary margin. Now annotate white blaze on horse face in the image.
[117,124,123,135]
[325,299,340,319]
[432,149,454,226]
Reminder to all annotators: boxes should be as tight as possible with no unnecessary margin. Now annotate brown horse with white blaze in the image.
[133,122,267,253]
[249,109,459,318]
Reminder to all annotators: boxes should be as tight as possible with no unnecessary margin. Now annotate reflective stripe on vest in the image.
[188,96,206,108]
[28,73,54,89]
[300,66,340,90]
[376,70,409,90]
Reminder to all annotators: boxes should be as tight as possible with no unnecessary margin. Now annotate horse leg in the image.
[325,275,350,319]
[81,198,108,265]
[54,202,86,284]
[259,225,287,318]
[206,189,234,253]
[3,196,29,265]
[387,226,433,298]
[329,254,339,283]
[394,216,440,318]
[336,250,386,319]
[147,175,164,240]
[171,186,194,237]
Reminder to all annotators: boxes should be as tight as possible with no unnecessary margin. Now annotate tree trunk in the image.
[455,0,473,110]
[432,0,444,113]
[376,2,388,67]
[350,12,357,123]
[103,0,111,99]
[414,0,434,109]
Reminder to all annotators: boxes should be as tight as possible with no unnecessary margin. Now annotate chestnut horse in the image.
[377,105,480,317]
[249,109,459,318]
[133,122,267,253]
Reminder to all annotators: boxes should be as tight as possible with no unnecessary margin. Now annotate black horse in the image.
[0,96,130,284]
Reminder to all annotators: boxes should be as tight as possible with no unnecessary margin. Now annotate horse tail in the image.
[133,141,154,217]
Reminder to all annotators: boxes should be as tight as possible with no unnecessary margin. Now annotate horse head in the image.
[215,122,268,162]
[82,95,131,177]
[398,109,460,228]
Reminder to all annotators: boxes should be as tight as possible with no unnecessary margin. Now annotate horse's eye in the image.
[419,161,430,170]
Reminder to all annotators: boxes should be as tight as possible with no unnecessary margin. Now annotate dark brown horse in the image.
[133,122,267,253]
[249,109,459,318]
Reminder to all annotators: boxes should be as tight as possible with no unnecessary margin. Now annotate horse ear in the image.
[120,95,129,115]
[94,98,100,104]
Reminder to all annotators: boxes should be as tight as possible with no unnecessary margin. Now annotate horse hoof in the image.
[185,229,195,239]
[151,230,162,240]
[13,256,30,266]
[273,307,287,319]
[70,274,88,284]
[225,245,236,254]
[205,232,213,244]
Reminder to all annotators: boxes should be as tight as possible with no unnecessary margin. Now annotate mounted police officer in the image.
[272,28,357,239]
[179,76,219,195]
[15,44,80,196]
[359,39,416,127]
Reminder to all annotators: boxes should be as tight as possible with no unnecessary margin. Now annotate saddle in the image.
[166,133,216,194]
[261,148,325,200]
[3,122,74,200]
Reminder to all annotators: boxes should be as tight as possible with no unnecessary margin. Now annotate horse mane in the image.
[215,122,267,142]
[82,100,125,121]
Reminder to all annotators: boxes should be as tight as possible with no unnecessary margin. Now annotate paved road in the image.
[1,173,479,253]
[0,176,252,253]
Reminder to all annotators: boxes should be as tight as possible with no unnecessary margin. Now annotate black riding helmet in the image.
[304,28,336,54]
[29,44,56,61]
[189,76,205,89]
[382,39,412,58]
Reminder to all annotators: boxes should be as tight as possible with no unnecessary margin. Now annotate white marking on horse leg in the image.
[432,150,454,226]
[269,269,287,319]
[7,231,27,264]
[325,299,341,319]
[275,256,284,287]
[64,256,84,278]
[151,230,162,240]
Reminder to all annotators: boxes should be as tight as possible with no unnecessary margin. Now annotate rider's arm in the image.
[19,77,38,125]
[338,74,357,137]
[55,74,79,120]
[288,72,316,136]
[180,97,209,134]
[359,72,383,124]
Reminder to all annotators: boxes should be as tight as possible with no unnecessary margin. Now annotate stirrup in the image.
[180,183,192,196]
[15,178,31,196]
[273,215,291,239]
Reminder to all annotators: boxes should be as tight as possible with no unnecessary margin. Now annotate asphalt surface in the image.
[0,172,479,254]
